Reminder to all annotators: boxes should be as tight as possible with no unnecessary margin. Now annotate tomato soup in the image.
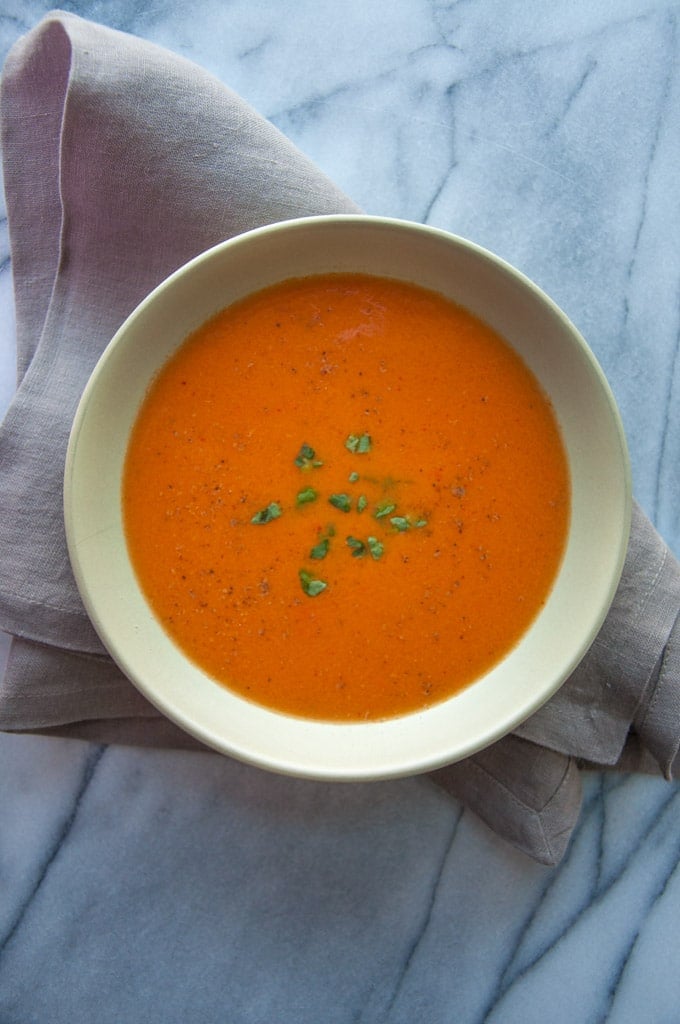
[123,274,570,721]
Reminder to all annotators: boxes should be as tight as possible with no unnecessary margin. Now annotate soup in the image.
[123,273,570,721]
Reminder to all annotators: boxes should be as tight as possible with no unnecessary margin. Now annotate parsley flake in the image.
[296,487,317,506]
[329,493,352,513]
[374,501,396,519]
[299,569,327,597]
[294,444,323,470]
[346,536,366,558]
[310,537,330,560]
[345,433,372,454]
[250,502,282,525]
[367,536,384,560]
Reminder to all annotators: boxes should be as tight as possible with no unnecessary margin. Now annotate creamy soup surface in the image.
[123,273,570,721]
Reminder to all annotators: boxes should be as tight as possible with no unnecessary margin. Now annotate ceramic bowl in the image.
[64,215,631,780]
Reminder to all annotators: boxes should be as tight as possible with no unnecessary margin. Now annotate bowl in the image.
[64,215,631,780]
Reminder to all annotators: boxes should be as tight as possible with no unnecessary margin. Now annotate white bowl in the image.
[64,215,631,780]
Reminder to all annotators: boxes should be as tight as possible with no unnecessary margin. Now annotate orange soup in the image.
[123,274,570,721]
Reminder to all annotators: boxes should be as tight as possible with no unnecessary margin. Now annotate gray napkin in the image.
[1,12,678,867]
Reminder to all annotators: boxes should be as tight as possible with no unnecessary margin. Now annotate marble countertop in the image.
[1,2,679,1021]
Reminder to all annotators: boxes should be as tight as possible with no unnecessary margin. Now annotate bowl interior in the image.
[64,215,631,779]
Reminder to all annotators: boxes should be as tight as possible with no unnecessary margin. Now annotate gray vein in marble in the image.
[605,837,680,1020]
[237,34,273,63]
[474,828,581,1019]
[430,2,676,61]
[419,80,459,223]
[593,775,608,894]
[57,0,171,35]
[0,12,32,38]
[380,804,464,1020]
[504,778,678,981]
[549,56,598,133]
[655,316,680,520]
[619,15,676,346]
[602,774,671,882]
[484,786,680,1022]
[0,744,105,956]
[471,777,641,1019]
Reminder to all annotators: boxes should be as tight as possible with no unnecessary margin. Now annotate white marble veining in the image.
[1,2,679,1021]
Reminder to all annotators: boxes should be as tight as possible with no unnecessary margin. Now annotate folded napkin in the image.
[1,11,678,867]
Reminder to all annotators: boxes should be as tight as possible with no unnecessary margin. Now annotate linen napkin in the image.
[1,12,678,867]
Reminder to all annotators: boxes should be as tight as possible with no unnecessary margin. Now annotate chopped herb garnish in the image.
[294,443,314,466]
[367,536,384,560]
[296,487,317,506]
[294,444,323,470]
[268,436,425,584]
[310,537,330,560]
[390,516,410,532]
[310,523,335,559]
[329,493,352,513]
[345,433,372,454]
[374,501,396,519]
[299,569,327,597]
[346,536,365,558]
[250,502,282,525]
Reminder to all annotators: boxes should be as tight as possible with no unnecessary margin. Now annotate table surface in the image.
[1,3,679,1022]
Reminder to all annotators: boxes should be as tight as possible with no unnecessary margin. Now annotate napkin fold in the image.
[1,11,678,867]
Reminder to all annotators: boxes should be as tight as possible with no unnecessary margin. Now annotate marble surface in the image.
[1,2,679,1020]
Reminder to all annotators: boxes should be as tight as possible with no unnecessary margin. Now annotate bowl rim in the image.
[64,213,632,780]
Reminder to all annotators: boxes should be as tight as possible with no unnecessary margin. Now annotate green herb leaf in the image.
[294,444,323,470]
[299,569,327,597]
[345,432,372,454]
[414,518,428,528]
[348,471,359,483]
[250,502,282,525]
[390,516,410,532]
[310,537,330,560]
[357,495,368,513]
[296,487,317,506]
[346,536,365,558]
[367,536,384,560]
[374,501,396,519]
[329,493,352,513]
